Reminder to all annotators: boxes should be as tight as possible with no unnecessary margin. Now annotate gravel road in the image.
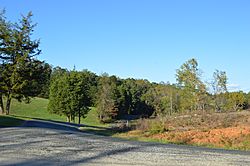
[0,120,249,166]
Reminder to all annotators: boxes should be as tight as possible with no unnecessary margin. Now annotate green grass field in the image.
[81,107,108,127]
[9,98,65,121]
[1,97,104,127]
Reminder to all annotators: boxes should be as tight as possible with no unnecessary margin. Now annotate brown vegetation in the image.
[123,110,250,150]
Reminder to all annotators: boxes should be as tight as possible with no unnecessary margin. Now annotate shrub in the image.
[148,120,166,134]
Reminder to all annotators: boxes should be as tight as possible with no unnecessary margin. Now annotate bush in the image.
[110,120,131,132]
[136,118,167,135]
[148,120,166,134]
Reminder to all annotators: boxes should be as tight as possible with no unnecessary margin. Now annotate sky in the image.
[1,0,250,92]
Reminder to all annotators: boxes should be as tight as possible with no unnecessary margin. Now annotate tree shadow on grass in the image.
[0,115,25,127]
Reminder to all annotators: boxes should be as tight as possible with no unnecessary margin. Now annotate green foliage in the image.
[93,58,246,121]
[121,78,152,116]
[95,75,155,123]
[37,63,52,99]
[0,10,49,114]
[212,70,228,93]
[212,70,228,112]
[226,91,246,111]
[96,74,120,123]
[48,70,93,123]
[176,58,207,112]
[142,83,180,116]
[148,119,166,134]
[176,58,200,90]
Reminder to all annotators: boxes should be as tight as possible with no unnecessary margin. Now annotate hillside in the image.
[9,98,64,121]
[4,98,103,127]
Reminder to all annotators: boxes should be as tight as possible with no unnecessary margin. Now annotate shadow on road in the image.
[2,138,250,166]
[3,115,123,137]
[2,146,141,166]
[12,115,109,129]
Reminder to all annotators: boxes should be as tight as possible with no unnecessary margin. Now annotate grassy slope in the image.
[81,107,108,127]
[10,98,66,122]
[6,97,104,127]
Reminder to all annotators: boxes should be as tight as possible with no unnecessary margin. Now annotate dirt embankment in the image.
[123,111,250,150]
[152,126,250,150]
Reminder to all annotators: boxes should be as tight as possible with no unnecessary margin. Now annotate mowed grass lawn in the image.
[10,98,65,122]
[1,97,104,127]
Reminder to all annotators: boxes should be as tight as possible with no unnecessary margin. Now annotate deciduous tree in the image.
[212,70,228,112]
[96,74,120,123]
[226,91,245,111]
[176,58,206,112]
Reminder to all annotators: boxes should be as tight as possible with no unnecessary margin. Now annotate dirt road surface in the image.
[0,120,249,166]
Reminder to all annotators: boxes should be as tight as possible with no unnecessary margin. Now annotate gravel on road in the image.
[0,120,249,166]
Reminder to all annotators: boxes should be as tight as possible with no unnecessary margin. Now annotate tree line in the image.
[48,60,250,123]
[1,11,249,124]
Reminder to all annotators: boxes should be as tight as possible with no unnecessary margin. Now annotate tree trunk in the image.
[78,110,81,124]
[67,116,70,123]
[0,94,5,114]
[70,115,75,123]
[5,95,11,115]
[170,93,173,116]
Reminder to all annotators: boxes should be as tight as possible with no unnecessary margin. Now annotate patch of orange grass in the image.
[152,126,250,147]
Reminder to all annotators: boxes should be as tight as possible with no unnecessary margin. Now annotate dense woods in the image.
[47,58,250,123]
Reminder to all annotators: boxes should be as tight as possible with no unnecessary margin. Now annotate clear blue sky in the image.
[1,0,250,92]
